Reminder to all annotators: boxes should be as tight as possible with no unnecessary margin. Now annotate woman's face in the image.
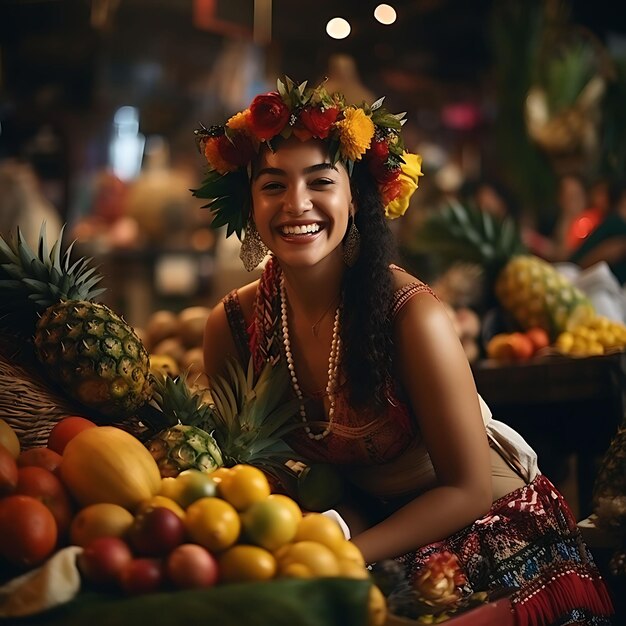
[250,136,353,269]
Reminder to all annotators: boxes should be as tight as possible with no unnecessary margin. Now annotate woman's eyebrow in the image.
[254,162,337,180]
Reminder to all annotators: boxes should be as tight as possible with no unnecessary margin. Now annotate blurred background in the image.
[1,0,626,331]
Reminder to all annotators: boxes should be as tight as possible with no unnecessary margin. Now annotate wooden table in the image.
[473,352,626,518]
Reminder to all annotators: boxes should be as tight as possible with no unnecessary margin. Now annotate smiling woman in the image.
[197,77,614,625]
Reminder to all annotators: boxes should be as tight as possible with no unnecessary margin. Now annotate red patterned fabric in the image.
[398,474,613,625]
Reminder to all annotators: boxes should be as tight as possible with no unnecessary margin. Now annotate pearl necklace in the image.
[280,276,341,440]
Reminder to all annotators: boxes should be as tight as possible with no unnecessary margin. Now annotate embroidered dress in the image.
[222,256,614,626]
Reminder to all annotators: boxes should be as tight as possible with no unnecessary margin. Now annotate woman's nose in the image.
[284,183,311,214]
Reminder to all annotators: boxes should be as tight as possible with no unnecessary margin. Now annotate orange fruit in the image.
[185,497,240,552]
[70,502,134,547]
[525,327,550,352]
[0,495,57,568]
[507,332,534,361]
[218,464,270,511]
[334,540,366,566]
[218,544,277,583]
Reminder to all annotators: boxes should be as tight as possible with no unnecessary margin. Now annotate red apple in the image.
[119,558,164,595]
[166,543,219,589]
[14,466,73,535]
[128,507,186,556]
[78,536,133,587]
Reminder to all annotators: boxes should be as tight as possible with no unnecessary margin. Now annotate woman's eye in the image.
[310,178,334,186]
[261,182,284,191]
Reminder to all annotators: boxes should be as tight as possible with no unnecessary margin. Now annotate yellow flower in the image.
[204,138,237,175]
[227,109,252,132]
[335,108,375,161]
[384,152,423,219]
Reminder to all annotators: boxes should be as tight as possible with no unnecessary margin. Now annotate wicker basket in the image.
[0,337,147,449]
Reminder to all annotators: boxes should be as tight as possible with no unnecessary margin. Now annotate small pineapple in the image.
[412,201,594,339]
[144,358,302,486]
[207,357,302,486]
[0,226,151,419]
[143,372,223,477]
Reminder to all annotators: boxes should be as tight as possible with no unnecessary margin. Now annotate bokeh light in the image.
[374,4,397,25]
[326,17,351,39]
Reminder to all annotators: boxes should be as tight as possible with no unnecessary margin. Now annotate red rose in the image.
[381,176,402,204]
[216,133,255,167]
[369,159,400,185]
[369,139,389,161]
[299,106,340,139]
[249,92,290,140]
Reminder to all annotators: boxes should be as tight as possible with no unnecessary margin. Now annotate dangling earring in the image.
[343,216,360,267]
[240,217,268,271]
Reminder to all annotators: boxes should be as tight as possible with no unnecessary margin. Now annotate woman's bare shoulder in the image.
[390,264,428,290]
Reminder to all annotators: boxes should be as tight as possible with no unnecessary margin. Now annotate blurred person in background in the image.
[570,178,626,285]
[0,158,62,248]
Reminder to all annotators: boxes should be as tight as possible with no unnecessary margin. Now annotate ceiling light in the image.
[326,17,351,39]
[374,4,397,25]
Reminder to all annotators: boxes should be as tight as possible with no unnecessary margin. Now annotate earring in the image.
[239,218,268,271]
[343,217,360,267]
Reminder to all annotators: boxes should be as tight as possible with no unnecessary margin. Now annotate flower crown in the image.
[192,76,423,239]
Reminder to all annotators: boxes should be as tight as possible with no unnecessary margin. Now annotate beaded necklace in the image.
[279,275,341,441]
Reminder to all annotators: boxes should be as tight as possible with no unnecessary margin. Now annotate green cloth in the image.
[3,578,371,626]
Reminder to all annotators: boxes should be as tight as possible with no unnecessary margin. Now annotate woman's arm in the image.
[351,293,492,563]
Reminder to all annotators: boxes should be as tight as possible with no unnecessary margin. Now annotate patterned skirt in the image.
[397,474,614,626]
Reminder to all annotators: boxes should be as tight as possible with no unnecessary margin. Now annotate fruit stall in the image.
[0,229,516,625]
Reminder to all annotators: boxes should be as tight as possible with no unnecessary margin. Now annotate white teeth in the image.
[281,223,320,235]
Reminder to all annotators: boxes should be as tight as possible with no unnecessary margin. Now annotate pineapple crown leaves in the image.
[0,224,106,334]
[208,357,304,467]
[410,200,526,275]
[142,370,215,433]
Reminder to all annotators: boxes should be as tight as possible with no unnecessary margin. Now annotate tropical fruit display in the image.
[0,415,386,625]
[0,226,152,421]
[412,202,596,340]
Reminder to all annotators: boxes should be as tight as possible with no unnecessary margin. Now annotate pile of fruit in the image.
[0,417,386,625]
[140,306,211,388]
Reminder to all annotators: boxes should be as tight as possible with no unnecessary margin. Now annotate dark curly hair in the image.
[342,162,397,409]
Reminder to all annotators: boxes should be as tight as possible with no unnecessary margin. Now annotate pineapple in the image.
[144,358,302,487]
[0,226,152,419]
[411,201,595,339]
[143,372,223,477]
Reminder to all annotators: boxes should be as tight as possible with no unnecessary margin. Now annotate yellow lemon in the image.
[185,497,240,552]
[275,540,340,578]
[335,540,366,566]
[218,464,270,511]
[207,466,232,485]
[294,513,346,553]
[241,496,300,551]
[338,558,370,579]
[136,495,186,521]
[267,493,302,522]
[368,585,387,626]
[218,544,277,583]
